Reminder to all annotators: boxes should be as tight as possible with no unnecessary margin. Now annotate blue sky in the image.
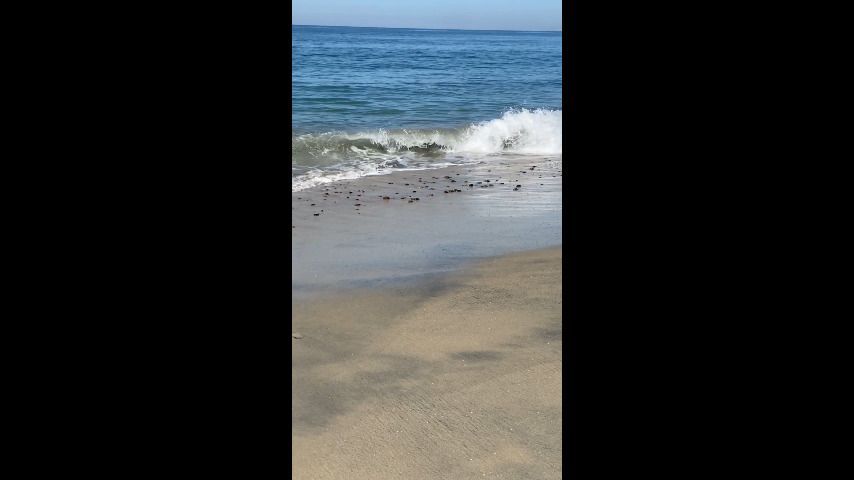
[292,0,562,31]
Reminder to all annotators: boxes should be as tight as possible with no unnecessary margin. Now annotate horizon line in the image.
[292,24,561,33]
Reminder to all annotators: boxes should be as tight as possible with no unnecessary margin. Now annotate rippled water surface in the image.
[292,25,562,191]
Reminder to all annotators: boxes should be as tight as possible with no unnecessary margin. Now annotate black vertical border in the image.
[564,0,576,478]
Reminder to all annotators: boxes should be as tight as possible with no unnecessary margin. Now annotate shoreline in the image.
[292,154,562,294]
[292,246,562,479]
[292,152,563,478]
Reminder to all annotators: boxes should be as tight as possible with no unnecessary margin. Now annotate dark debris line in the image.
[292,162,562,226]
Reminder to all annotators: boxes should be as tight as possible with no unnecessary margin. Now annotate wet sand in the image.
[292,154,562,478]
[292,155,562,294]
[292,247,562,479]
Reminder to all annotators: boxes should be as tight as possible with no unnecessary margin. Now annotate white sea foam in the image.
[292,108,561,192]
[343,108,562,155]
[291,159,458,192]
[291,165,377,192]
[454,108,562,154]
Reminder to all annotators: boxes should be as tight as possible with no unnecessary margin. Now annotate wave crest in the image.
[456,108,561,154]
[292,108,561,191]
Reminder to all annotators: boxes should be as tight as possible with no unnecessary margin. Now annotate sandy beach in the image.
[292,247,562,479]
[292,155,562,294]
[292,151,563,478]
[291,23,563,478]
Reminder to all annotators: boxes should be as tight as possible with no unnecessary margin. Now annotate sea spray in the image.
[455,108,562,155]
[292,108,562,192]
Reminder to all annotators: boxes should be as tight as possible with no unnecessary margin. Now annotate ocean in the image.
[292,25,562,192]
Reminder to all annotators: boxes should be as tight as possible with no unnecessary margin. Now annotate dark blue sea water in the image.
[292,25,562,191]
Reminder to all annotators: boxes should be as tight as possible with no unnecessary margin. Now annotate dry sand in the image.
[292,247,562,479]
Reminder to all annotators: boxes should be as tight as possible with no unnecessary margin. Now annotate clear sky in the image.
[292,0,562,32]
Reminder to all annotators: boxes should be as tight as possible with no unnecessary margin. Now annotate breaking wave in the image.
[292,108,561,191]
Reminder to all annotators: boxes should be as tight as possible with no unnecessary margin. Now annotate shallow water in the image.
[292,25,562,191]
